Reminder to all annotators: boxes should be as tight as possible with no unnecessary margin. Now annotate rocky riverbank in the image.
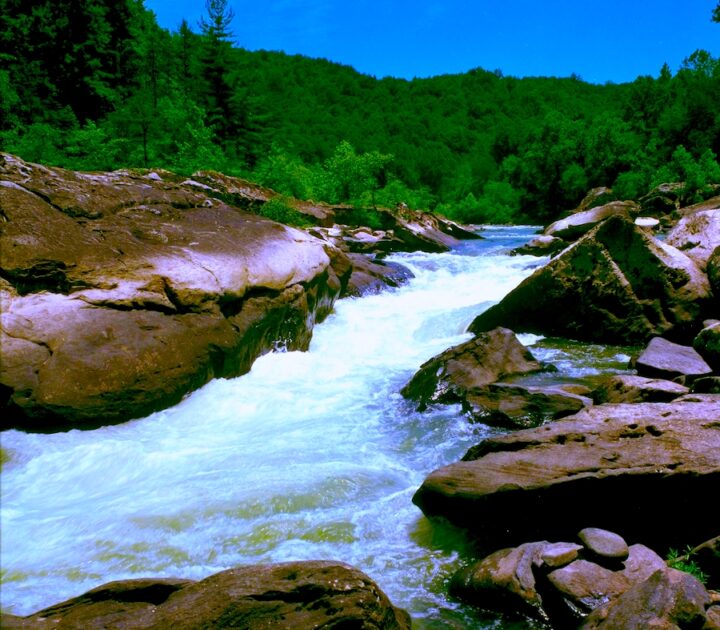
[0,154,469,431]
[407,188,720,627]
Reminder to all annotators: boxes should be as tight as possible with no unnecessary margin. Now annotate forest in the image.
[1,0,719,223]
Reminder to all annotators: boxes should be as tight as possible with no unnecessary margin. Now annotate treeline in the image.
[1,0,719,223]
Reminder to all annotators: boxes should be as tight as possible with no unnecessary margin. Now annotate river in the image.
[0,226,633,627]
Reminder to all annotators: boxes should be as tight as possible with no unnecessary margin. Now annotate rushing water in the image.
[0,227,631,627]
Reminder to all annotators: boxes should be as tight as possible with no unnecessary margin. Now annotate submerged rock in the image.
[469,215,711,345]
[3,562,411,629]
[413,396,720,551]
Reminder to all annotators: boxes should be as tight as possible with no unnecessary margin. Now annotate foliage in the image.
[255,197,313,227]
[1,1,719,224]
[666,546,709,584]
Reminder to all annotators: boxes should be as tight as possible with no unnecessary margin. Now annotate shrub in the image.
[256,197,313,227]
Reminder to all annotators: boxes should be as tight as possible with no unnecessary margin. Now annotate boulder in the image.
[400,327,545,410]
[706,606,720,630]
[511,234,566,257]
[0,155,350,430]
[690,536,720,589]
[578,528,629,563]
[591,374,689,404]
[695,323,720,372]
[342,253,414,297]
[451,536,666,627]
[634,337,712,380]
[469,215,712,345]
[574,187,616,213]
[666,209,720,270]
[708,246,720,297]
[413,397,720,551]
[581,568,711,629]
[7,562,411,630]
[464,383,590,429]
[544,201,639,241]
[639,183,684,217]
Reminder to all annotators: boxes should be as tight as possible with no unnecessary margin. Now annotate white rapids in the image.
[2,227,556,626]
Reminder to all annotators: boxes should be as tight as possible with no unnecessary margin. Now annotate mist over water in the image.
[1,227,575,626]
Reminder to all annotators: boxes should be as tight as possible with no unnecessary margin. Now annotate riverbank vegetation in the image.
[1,0,719,223]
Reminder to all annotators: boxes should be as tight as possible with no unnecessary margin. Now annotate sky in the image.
[144,0,720,84]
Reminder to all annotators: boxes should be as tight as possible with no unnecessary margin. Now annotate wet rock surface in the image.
[469,215,711,345]
[414,396,720,551]
[0,562,411,630]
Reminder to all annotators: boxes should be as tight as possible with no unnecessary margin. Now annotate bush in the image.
[666,546,708,584]
[256,197,313,227]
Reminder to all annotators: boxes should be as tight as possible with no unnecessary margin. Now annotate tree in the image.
[712,2,720,22]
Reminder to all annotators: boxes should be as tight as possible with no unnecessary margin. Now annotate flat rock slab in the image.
[592,374,689,404]
[413,396,720,551]
[635,336,712,380]
[4,562,411,630]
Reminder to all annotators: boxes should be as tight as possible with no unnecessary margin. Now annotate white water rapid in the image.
[2,227,621,628]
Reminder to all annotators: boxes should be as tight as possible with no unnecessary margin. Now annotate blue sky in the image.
[144,0,720,83]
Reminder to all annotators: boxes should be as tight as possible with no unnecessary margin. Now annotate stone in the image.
[581,568,711,629]
[13,562,411,630]
[695,323,720,372]
[464,382,590,429]
[708,246,720,298]
[592,374,689,404]
[578,528,629,561]
[343,253,414,297]
[706,605,720,629]
[469,215,711,345]
[544,201,640,241]
[666,209,720,270]
[635,337,712,380]
[0,154,349,430]
[400,327,545,410]
[413,397,720,552]
[449,542,549,621]
[511,234,566,256]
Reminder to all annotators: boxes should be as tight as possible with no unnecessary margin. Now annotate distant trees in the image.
[1,1,718,223]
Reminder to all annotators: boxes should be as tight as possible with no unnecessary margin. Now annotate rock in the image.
[640,183,684,216]
[666,209,720,270]
[400,327,545,410]
[575,187,616,213]
[12,562,411,630]
[451,539,663,627]
[544,201,640,241]
[578,528,629,562]
[581,567,711,629]
[0,154,350,430]
[634,216,660,230]
[635,337,712,380]
[706,605,720,630]
[695,323,720,372]
[343,253,414,297]
[592,374,689,404]
[469,215,711,345]
[450,542,550,621]
[464,383,590,429]
[413,397,720,551]
[708,246,720,297]
[511,234,567,257]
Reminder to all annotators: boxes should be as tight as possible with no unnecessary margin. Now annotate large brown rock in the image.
[634,337,712,380]
[400,327,545,410]
[469,215,711,344]
[413,396,720,551]
[342,253,414,297]
[581,567,711,629]
[544,200,640,241]
[0,155,349,430]
[666,209,720,271]
[591,374,689,404]
[3,562,411,629]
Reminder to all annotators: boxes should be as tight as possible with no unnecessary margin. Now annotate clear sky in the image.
[144,0,720,84]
